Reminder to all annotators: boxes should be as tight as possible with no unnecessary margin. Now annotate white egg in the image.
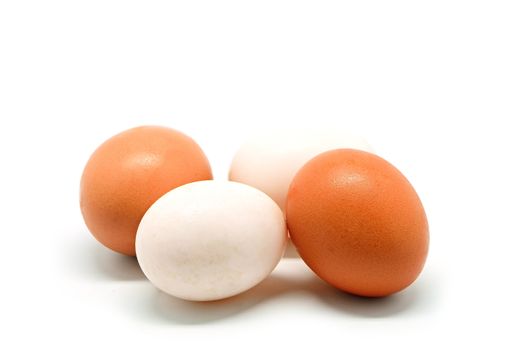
[229,128,372,258]
[229,128,373,212]
[135,180,287,301]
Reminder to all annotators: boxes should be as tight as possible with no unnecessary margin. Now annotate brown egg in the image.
[286,149,429,297]
[80,126,212,256]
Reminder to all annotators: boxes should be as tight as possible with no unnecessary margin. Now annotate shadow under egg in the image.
[64,233,145,281]
[314,270,439,318]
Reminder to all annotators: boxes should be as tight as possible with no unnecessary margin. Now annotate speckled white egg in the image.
[135,180,287,301]
[229,128,373,212]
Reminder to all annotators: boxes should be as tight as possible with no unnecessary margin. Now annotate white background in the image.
[1,0,527,348]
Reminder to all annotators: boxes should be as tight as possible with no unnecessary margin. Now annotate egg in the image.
[80,126,212,256]
[229,128,372,258]
[286,149,429,297]
[229,128,373,212]
[136,180,287,301]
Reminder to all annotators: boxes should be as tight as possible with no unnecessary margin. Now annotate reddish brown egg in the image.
[286,149,429,297]
[80,126,212,256]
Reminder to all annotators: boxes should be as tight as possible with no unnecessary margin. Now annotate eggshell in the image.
[286,149,429,297]
[136,180,287,301]
[80,126,212,256]
[229,128,372,258]
[229,128,373,212]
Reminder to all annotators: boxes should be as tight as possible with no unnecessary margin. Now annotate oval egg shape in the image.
[80,125,212,256]
[286,149,429,297]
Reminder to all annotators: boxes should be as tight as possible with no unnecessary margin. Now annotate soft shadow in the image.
[142,273,317,324]
[132,261,436,324]
[282,239,301,259]
[315,272,438,318]
[64,234,145,281]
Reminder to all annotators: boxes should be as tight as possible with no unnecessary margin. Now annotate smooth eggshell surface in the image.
[229,128,373,212]
[286,149,429,297]
[80,126,212,256]
[136,180,287,301]
[230,128,373,258]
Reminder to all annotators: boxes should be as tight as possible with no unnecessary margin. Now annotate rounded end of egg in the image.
[80,125,213,256]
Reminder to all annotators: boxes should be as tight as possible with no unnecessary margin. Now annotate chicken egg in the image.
[286,149,429,297]
[136,180,287,301]
[229,128,372,258]
[229,128,373,211]
[80,126,212,256]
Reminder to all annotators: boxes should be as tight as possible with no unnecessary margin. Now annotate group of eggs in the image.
[80,126,429,301]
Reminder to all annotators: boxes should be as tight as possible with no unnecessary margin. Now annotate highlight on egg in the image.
[286,149,429,297]
[80,125,212,256]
